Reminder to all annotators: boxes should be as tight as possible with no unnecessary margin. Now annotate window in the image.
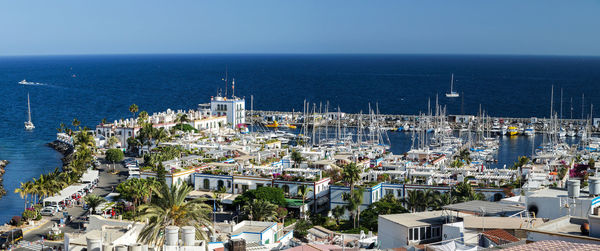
[386,189,393,196]
[432,226,441,238]
[419,227,425,240]
[412,228,419,240]
[128,131,132,137]
[257,183,264,188]
[426,227,431,239]
[408,228,413,240]
[227,181,232,188]
[217,180,224,190]
[282,185,290,195]
[203,179,210,190]
[242,185,249,192]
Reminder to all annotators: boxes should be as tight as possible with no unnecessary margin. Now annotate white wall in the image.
[527,196,592,219]
[378,216,408,249]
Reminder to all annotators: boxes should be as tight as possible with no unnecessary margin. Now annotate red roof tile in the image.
[482,229,520,245]
[502,240,600,251]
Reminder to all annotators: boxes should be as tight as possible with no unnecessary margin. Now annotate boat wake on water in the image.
[18,79,46,86]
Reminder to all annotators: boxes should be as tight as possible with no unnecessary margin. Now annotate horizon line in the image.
[1,52,600,58]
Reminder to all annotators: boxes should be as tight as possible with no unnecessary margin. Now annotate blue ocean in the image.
[0,54,599,223]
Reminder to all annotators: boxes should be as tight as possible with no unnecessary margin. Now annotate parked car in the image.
[40,207,56,216]
[0,229,23,249]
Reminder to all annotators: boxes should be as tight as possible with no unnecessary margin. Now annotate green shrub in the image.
[22,209,38,221]
[293,219,312,239]
[46,232,64,241]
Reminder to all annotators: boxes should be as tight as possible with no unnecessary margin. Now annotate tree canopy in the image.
[360,194,407,231]
[106,148,125,163]
[233,186,287,207]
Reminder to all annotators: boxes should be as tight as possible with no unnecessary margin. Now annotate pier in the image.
[249,110,598,134]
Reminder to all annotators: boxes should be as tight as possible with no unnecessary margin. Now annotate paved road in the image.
[23,157,128,243]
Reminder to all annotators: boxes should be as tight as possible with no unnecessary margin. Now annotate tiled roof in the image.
[482,229,519,245]
[501,240,600,251]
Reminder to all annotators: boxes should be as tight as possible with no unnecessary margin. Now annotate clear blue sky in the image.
[1,0,599,56]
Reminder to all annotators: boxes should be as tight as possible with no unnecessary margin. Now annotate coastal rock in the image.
[0,160,8,198]
[47,140,74,166]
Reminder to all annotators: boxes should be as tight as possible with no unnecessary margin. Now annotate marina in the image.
[1,55,600,251]
[3,0,600,249]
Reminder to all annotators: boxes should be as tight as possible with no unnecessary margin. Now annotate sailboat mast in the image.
[27,92,32,122]
[450,73,454,93]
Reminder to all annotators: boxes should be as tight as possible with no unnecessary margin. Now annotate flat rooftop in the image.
[231,221,275,236]
[442,200,525,216]
[463,216,545,229]
[380,211,449,228]
[531,216,589,237]
[528,187,591,199]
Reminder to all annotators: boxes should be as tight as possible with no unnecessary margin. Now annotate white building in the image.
[210,96,245,128]
[378,211,447,249]
[229,221,291,246]
[191,116,227,132]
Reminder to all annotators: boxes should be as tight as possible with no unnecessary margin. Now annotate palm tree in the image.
[14,181,33,209]
[138,183,212,247]
[342,163,362,193]
[154,128,169,145]
[129,104,139,119]
[175,113,190,124]
[275,207,288,225]
[452,181,485,202]
[138,111,149,125]
[84,194,107,214]
[107,136,120,148]
[343,188,364,228]
[297,186,313,218]
[243,199,278,221]
[72,118,81,128]
[101,118,108,125]
[290,150,304,168]
[212,186,227,212]
[332,206,345,226]
[456,149,471,165]
[432,192,457,210]
[402,190,422,213]
[74,130,96,149]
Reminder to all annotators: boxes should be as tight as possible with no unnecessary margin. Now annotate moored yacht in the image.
[524,125,535,136]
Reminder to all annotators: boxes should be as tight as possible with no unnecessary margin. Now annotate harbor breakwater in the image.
[47,140,74,166]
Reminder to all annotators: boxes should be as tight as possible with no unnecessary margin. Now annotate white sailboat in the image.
[445,73,460,98]
[24,92,35,130]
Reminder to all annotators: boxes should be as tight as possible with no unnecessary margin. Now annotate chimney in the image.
[86,237,102,251]
[115,245,128,251]
[128,244,143,251]
[181,226,196,246]
[589,177,600,196]
[165,226,180,246]
[567,180,581,198]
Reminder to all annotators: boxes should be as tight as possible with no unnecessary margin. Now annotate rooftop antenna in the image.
[232,78,235,98]
[222,66,228,97]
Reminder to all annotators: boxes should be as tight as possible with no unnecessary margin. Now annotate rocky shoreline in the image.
[47,140,74,166]
[0,160,9,198]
